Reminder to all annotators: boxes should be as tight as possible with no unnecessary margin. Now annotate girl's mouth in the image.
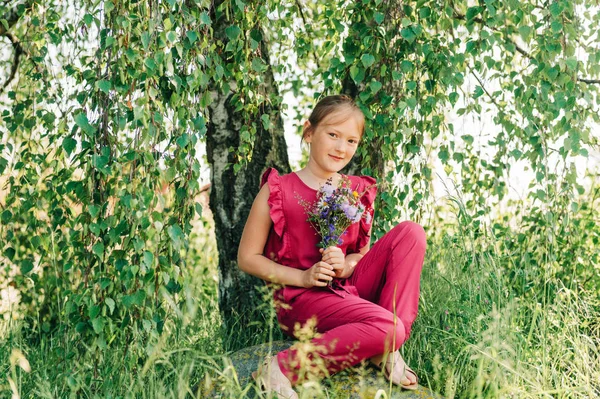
[329,155,343,161]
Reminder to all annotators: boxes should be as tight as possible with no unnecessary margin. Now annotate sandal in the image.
[372,352,419,390]
[252,355,298,399]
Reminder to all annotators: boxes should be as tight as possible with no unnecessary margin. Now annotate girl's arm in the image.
[238,182,335,288]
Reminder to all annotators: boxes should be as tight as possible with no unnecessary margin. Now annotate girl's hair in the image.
[302,95,365,142]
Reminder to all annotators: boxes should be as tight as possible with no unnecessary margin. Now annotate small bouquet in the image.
[297,176,376,249]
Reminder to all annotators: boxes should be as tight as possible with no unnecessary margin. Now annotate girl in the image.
[237,95,426,398]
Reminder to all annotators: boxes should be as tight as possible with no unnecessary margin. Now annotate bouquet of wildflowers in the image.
[297,176,376,249]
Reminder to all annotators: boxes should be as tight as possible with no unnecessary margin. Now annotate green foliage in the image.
[1,0,211,351]
[0,0,598,396]
[2,183,599,397]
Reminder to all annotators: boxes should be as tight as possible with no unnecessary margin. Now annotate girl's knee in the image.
[373,316,406,352]
[392,221,426,250]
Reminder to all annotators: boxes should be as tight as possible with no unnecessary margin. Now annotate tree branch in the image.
[578,78,600,84]
[294,0,320,67]
[0,0,35,93]
[453,11,599,85]
[0,0,34,35]
[1,32,23,94]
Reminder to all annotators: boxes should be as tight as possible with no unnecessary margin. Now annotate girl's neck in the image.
[298,165,341,187]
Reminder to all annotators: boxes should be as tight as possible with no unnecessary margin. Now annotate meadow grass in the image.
[1,199,599,398]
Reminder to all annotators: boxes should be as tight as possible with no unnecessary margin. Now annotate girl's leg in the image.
[348,221,426,340]
[276,290,404,384]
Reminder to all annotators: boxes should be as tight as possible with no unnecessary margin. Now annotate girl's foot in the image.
[371,351,418,390]
[252,355,298,399]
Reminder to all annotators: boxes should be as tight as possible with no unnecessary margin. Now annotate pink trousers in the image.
[276,221,427,383]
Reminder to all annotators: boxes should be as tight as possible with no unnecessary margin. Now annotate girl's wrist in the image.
[341,253,362,278]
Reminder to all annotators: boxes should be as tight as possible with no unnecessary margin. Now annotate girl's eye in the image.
[328,133,337,138]
[349,140,358,144]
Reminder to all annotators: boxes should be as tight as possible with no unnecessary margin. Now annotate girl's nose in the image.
[335,141,346,153]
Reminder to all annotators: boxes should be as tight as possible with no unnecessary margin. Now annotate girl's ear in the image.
[303,120,313,143]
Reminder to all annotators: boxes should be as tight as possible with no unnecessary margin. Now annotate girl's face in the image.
[304,110,362,175]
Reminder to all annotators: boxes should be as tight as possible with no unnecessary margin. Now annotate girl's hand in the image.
[320,247,345,278]
[302,261,336,288]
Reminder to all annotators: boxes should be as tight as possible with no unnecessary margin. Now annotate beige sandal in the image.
[373,352,419,390]
[252,355,298,399]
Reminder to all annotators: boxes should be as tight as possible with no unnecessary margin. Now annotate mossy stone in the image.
[216,341,442,398]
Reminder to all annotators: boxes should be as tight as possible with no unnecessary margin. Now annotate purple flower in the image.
[341,203,359,221]
[321,183,335,197]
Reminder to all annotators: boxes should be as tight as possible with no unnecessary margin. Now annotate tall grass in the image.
[1,193,599,398]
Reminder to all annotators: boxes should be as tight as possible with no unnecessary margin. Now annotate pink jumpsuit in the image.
[260,168,426,383]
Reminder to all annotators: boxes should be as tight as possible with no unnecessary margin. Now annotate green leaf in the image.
[370,80,382,94]
[104,0,115,13]
[141,32,151,49]
[186,31,198,43]
[518,25,531,40]
[225,25,241,40]
[401,28,416,43]
[145,58,157,71]
[76,322,88,334]
[168,224,184,246]
[1,210,12,223]
[176,134,190,148]
[400,60,413,73]
[449,92,459,105]
[83,14,94,26]
[122,294,135,309]
[261,114,272,130]
[74,113,94,135]
[167,31,177,43]
[92,317,104,334]
[466,6,480,20]
[88,205,100,218]
[105,298,115,315]
[92,242,105,258]
[565,58,578,71]
[200,12,211,25]
[89,305,101,319]
[61,137,76,156]
[251,57,267,73]
[96,80,111,93]
[438,148,449,163]
[142,251,154,268]
[374,12,385,24]
[20,259,34,274]
[361,54,375,68]
[133,290,146,306]
[350,65,365,84]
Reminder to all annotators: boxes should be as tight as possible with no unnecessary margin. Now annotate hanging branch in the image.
[0,0,34,93]
[0,32,22,94]
[452,11,600,85]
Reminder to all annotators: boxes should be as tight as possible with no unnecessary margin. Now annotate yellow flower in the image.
[353,191,359,198]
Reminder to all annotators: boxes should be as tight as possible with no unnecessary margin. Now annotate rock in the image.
[214,341,442,398]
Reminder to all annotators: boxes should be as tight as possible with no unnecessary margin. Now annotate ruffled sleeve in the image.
[355,175,377,251]
[260,167,285,238]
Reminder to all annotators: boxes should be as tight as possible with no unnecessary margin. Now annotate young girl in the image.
[237,95,426,398]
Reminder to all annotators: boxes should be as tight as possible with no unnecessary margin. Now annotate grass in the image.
[1,196,599,398]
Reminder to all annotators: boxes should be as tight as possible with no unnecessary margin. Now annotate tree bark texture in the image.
[207,1,290,332]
